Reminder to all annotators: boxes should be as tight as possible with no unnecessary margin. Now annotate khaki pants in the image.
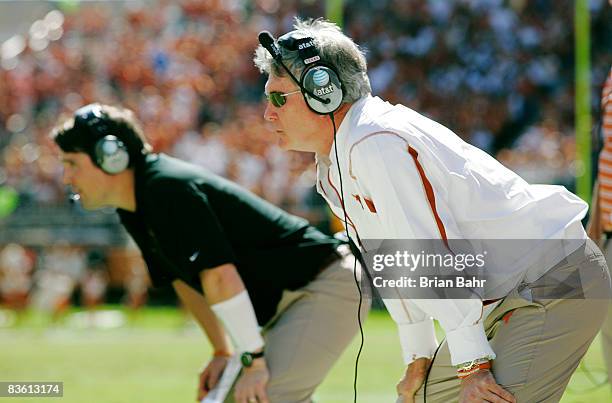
[227,247,370,403]
[414,239,611,403]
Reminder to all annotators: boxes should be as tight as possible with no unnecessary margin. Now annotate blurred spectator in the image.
[30,243,85,323]
[80,249,109,310]
[0,243,34,319]
[122,258,149,319]
[497,115,577,187]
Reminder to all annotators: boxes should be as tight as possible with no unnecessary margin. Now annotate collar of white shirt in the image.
[315,95,372,165]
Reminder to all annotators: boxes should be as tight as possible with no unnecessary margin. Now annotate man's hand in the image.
[196,356,229,401]
[396,357,431,403]
[234,358,270,403]
[459,369,516,403]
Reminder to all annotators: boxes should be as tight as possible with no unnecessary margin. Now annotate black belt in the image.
[483,298,502,307]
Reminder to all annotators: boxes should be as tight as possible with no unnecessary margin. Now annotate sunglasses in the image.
[265,90,301,107]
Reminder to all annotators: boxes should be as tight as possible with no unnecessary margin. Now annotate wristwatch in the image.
[456,357,492,379]
[240,350,265,368]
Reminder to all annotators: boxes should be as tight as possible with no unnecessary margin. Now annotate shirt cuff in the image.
[397,318,439,365]
[445,321,496,366]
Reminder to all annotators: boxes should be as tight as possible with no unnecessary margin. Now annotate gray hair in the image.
[254,18,371,104]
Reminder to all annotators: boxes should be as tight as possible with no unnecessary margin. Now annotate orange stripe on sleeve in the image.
[407,146,450,250]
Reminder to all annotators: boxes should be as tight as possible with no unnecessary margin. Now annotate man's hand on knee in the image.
[196,355,229,401]
[459,369,516,403]
[396,357,431,403]
[234,357,270,403]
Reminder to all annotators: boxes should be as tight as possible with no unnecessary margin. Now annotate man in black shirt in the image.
[51,103,368,403]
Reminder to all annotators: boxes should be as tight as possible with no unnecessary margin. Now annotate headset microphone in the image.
[258,31,281,60]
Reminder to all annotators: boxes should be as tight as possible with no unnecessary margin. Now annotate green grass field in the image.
[0,308,610,402]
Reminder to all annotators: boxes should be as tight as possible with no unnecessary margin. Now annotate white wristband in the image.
[210,290,265,353]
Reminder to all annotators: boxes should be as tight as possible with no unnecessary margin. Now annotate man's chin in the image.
[277,139,312,153]
[277,134,302,152]
[277,135,290,149]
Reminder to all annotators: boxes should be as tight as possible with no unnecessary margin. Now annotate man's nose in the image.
[263,103,277,122]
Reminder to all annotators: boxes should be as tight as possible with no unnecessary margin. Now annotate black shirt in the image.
[118,154,341,324]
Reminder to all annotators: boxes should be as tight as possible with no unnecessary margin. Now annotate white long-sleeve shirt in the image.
[316,95,588,366]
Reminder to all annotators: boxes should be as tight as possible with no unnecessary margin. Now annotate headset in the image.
[74,104,131,175]
[259,30,366,403]
[258,31,343,115]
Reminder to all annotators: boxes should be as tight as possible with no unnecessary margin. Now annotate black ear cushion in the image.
[301,65,343,115]
[94,135,130,174]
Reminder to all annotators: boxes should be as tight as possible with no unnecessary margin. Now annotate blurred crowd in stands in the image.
[0,0,610,312]
[347,0,610,188]
[1,0,610,211]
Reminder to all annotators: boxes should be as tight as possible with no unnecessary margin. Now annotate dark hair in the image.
[51,103,152,167]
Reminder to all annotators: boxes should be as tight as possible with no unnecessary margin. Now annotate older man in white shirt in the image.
[254,18,611,403]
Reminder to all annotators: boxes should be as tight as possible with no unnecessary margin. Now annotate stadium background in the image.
[0,0,611,402]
